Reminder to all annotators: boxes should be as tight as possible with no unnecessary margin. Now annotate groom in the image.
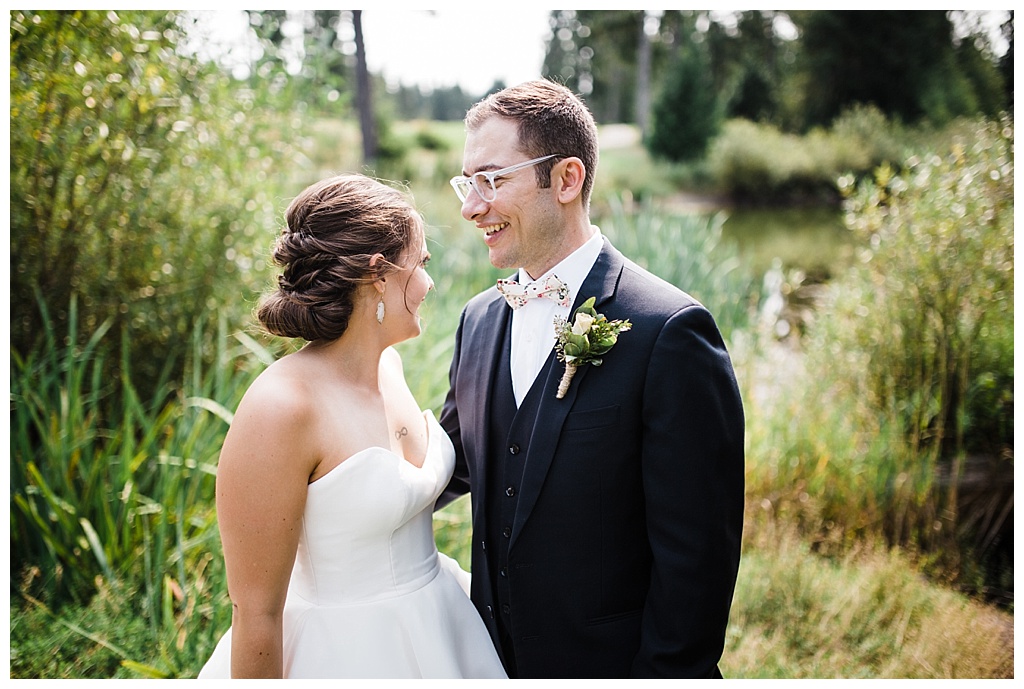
[437,80,745,678]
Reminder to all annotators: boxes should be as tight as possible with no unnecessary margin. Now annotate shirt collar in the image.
[517,228,603,306]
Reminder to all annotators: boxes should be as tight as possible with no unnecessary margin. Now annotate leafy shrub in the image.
[706,107,913,203]
[414,126,451,152]
[595,141,716,205]
[706,119,826,201]
[11,569,230,679]
[11,582,152,678]
[836,116,1013,459]
[726,522,1014,678]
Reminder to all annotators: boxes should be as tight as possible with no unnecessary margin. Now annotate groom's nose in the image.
[461,188,490,221]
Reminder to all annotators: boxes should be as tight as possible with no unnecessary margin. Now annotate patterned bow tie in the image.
[496,274,571,310]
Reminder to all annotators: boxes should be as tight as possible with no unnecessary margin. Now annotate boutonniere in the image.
[553,297,632,399]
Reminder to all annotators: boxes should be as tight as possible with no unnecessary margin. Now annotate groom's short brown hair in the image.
[465,79,599,210]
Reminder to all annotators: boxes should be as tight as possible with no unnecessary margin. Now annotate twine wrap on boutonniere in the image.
[552,297,632,399]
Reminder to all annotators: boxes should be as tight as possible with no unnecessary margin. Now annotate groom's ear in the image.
[553,157,585,205]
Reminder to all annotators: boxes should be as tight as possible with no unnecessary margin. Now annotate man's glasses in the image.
[449,154,561,203]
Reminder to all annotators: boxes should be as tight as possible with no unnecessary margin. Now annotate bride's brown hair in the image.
[257,174,421,342]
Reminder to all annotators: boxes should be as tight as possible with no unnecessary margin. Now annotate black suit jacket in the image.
[439,238,745,678]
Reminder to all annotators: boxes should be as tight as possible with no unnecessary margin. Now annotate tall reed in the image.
[10,295,275,675]
[597,196,760,344]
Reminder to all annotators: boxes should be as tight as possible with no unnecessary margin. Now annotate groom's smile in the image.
[481,221,509,241]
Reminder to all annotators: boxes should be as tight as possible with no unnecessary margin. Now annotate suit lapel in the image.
[510,239,625,547]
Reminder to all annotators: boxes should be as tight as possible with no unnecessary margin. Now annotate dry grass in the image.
[724,517,1013,678]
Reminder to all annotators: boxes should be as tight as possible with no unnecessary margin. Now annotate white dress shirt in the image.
[509,229,604,406]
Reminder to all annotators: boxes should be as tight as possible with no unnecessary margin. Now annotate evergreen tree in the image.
[646,44,721,162]
[796,10,1004,127]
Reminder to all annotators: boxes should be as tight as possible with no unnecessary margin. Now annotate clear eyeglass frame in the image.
[449,154,562,203]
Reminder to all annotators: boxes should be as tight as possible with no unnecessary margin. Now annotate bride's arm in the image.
[215,373,319,678]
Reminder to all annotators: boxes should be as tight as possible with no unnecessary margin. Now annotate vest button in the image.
[500,567,507,577]
[502,604,511,615]
[486,605,494,619]
[502,526,512,538]
[508,444,520,455]
[505,485,516,497]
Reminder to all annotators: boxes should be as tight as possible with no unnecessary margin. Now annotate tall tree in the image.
[724,11,791,123]
[543,10,643,123]
[305,10,348,107]
[241,10,350,113]
[544,10,1007,133]
[998,11,1013,107]
[646,41,721,162]
[635,11,652,136]
[245,9,288,66]
[543,11,593,96]
[543,10,799,128]
[352,10,377,163]
[797,10,981,127]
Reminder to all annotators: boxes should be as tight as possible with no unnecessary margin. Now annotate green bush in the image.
[413,125,451,152]
[744,116,1013,581]
[595,141,716,206]
[706,107,913,203]
[836,117,1014,460]
[706,119,825,201]
[11,582,153,678]
[725,521,1014,678]
[11,571,229,678]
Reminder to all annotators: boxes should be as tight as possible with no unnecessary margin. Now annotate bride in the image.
[198,174,506,679]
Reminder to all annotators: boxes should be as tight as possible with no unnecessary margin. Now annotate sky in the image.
[361,10,552,94]
[188,9,552,96]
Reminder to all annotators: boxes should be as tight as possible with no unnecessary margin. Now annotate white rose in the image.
[571,312,595,335]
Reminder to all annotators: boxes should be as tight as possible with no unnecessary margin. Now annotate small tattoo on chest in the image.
[395,426,408,440]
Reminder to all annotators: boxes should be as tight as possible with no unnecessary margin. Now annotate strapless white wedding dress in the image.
[198,411,506,679]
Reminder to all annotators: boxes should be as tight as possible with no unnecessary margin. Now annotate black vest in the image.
[484,310,553,674]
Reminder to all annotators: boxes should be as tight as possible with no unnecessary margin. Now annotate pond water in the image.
[717,204,856,280]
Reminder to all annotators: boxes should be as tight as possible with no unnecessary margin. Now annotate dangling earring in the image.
[376,284,386,324]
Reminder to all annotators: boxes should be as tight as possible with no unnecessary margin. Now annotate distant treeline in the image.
[227,11,1013,132]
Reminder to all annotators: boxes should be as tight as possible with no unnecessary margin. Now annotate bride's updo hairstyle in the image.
[257,174,421,342]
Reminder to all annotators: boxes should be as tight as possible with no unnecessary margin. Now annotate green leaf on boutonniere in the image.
[552,297,631,399]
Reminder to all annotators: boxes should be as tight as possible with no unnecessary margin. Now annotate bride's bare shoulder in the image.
[234,354,320,427]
